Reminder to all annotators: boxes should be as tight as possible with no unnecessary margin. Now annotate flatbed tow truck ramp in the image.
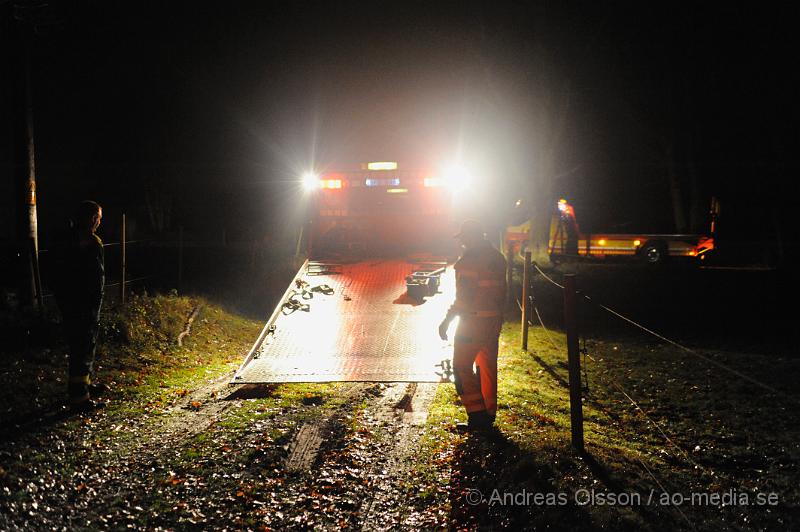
[232,258,456,383]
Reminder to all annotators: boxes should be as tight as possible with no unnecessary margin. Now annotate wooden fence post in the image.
[120,213,126,304]
[521,250,531,351]
[563,273,584,452]
[178,225,184,291]
[505,242,514,309]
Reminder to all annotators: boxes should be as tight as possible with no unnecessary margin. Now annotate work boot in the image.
[70,399,106,414]
[89,382,111,397]
[456,411,493,433]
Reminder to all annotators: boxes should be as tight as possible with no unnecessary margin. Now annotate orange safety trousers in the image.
[453,317,501,416]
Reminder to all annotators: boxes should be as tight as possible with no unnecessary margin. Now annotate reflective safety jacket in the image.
[447,240,507,321]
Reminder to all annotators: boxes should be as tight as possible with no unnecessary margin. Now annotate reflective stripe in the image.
[477,280,503,287]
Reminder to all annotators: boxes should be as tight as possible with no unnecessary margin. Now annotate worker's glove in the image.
[438,318,451,341]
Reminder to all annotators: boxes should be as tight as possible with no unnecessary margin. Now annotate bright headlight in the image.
[302,172,319,191]
[443,163,472,192]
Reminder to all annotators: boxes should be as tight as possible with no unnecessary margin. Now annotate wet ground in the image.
[0,374,447,530]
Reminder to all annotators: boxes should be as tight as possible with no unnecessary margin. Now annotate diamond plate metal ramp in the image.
[233,259,456,383]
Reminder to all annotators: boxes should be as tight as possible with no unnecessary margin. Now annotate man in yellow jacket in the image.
[439,220,506,431]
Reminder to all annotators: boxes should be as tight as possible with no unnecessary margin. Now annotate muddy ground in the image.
[1,373,450,530]
[2,261,799,531]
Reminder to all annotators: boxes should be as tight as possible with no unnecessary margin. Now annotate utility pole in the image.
[12,3,43,311]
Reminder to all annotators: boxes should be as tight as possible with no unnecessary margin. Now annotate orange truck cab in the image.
[306,163,455,258]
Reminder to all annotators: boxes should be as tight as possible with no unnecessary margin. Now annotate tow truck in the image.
[506,198,716,264]
[232,162,461,383]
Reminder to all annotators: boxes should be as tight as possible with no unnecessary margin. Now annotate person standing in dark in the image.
[52,200,105,412]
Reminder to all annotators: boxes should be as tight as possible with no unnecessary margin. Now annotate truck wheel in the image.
[642,243,665,264]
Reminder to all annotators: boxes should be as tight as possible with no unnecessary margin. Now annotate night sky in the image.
[2,1,799,253]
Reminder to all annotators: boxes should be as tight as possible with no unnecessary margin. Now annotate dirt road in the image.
[0,375,447,530]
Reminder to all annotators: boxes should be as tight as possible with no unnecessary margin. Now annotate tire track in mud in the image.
[138,375,235,452]
[357,382,440,530]
[284,383,373,472]
[86,373,241,509]
[264,381,440,530]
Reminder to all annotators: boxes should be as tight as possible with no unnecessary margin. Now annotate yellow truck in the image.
[506,199,715,264]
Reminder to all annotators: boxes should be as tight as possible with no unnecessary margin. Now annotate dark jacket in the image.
[52,230,105,319]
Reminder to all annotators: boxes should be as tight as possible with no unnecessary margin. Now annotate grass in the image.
[0,291,349,425]
[0,292,251,422]
[1,290,361,530]
[413,322,800,531]
[2,290,797,530]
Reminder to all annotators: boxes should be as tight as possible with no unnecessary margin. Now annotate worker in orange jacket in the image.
[439,220,507,431]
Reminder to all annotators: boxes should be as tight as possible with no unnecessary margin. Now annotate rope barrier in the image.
[102,240,153,248]
[634,453,697,531]
[526,292,707,501]
[521,294,590,390]
[516,297,537,327]
[583,352,711,475]
[524,279,707,519]
[528,264,797,404]
[105,275,156,288]
[521,262,784,526]
[581,294,796,403]
[532,262,564,289]
[44,275,156,295]
[532,303,563,354]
